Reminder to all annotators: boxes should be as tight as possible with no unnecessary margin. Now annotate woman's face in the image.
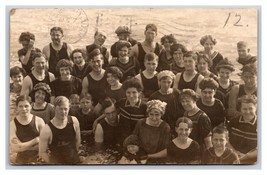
[106,73,118,86]
[203,38,214,53]
[35,89,46,103]
[176,122,191,140]
[173,49,184,65]
[218,68,231,81]
[73,52,84,66]
[201,88,215,103]
[17,100,31,117]
[147,108,162,126]
[11,73,23,86]
[59,67,71,80]
[159,77,173,92]
[163,39,172,50]
[197,58,209,73]
[240,102,257,120]
[180,96,196,111]
[118,46,129,59]
[125,87,140,103]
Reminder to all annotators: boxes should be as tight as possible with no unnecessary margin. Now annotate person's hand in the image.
[28,39,34,50]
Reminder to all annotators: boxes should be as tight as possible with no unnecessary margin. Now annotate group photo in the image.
[8,7,258,165]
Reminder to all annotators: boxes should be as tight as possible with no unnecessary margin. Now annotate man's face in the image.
[237,46,249,58]
[55,102,70,120]
[73,52,84,66]
[94,31,107,46]
[33,57,46,71]
[145,28,157,42]
[50,30,63,45]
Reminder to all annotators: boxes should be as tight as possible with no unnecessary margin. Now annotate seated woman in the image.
[228,63,257,119]
[50,59,82,103]
[10,95,45,164]
[179,89,212,151]
[133,100,171,164]
[31,83,55,124]
[199,35,223,75]
[196,52,217,80]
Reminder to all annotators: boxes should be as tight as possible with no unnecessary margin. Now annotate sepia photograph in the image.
[8,7,258,166]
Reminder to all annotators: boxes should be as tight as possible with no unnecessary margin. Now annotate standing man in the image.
[130,24,163,71]
[86,30,109,69]
[43,27,73,77]
[39,96,81,164]
[20,52,55,102]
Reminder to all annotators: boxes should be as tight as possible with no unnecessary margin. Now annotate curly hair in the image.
[106,66,123,80]
[56,59,73,73]
[116,40,132,53]
[70,49,87,61]
[122,77,143,92]
[170,43,188,56]
[199,78,219,90]
[32,83,51,102]
[10,66,26,78]
[19,32,35,43]
[179,89,199,102]
[161,34,177,45]
[146,99,167,115]
[200,35,217,46]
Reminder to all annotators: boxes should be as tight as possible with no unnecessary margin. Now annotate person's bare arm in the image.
[94,124,104,143]
[19,39,34,65]
[129,44,138,58]
[42,45,50,61]
[72,116,81,151]
[10,121,40,153]
[173,73,181,89]
[147,149,167,159]
[39,124,52,163]
[81,77,89,96]
[195,74,204,95]
[204,135,212,150]
[67,44,74,59]
[228,85,240,118]
[20,76,32,96]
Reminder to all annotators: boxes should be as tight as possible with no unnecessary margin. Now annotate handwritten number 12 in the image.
[223,13,243,28]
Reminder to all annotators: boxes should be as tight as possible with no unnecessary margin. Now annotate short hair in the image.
[106,66,123,80]
[80,93,93,101]
[179,89,199,102]
[69,94,80,102]
[50,27,63,35]
[32,51,47,62]
[212,125,229,139]
[16,95,31,106]
[241,63,257,75]
[170,43,188,56]
[145,23,157,32]
[10,66,26,78]
[144,52,159,62]
[88,48,103,61]
[101,98,116,112]
[237,41,248,48]
[115,26,131,35]
[183,51,197,62]
[70,49,87,61]
[199,78,219,90]
[160,34,177,45]
[238,94,257,106]
[54,96,69,107]
[122,77,143,92]
[215,58,235,72]
[32,83,51,102]
[19,32,35,43]
[94,31,107,38]
[175,117,193,128]
[116,40,132,53]
[200,35,217,46]
[196,52,212,68]
[56,59,73,73]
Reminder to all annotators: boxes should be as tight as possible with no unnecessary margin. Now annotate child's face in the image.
[127,145,139,155]
[80,98,92,111]
[73,52,85,66]
[197,58,209,73]
[180,96,196,111]
[70,98,80,111]
[11,73,23,85]
[147,108,162,126]
[237,46,249,58]
[176,122,191,140]
[34,90,46,103]
[118,46,129,58]
[183,57,196,71]
[144,59,158,73]
[126,87,140,103]
[159,77,173,92]
[218,68,231,81]
[201,88,215,103]
[203,38,214,52]
[242,72,257,87]
[173,49,184,64]
[212,133,227,151]
[240,102,257,120]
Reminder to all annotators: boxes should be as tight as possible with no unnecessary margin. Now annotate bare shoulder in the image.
[48,72,55,81]
[71,116,79,126]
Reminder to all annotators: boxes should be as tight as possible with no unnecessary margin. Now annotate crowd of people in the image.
[9,23,258,165]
